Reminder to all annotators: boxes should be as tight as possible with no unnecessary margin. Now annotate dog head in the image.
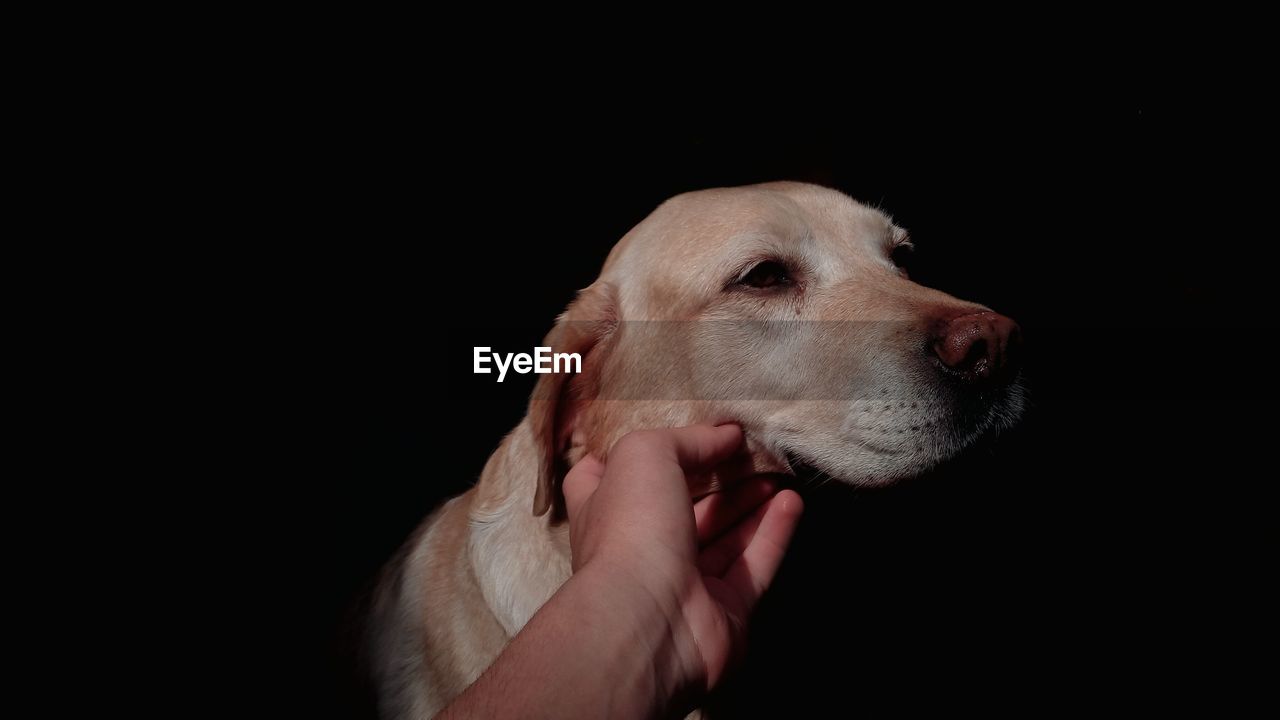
[530,182,1023,516]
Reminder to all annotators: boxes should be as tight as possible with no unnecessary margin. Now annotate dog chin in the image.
[779,378,1025,488]
[781,446,922,490]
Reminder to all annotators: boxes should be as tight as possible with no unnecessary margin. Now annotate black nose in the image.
[932,311,1021,384]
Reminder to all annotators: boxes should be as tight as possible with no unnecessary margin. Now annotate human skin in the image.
[438,424,804,719]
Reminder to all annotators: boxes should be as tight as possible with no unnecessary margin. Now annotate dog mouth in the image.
[779,433,907,476]
[770,377,1025,491]
[781,448,840,488]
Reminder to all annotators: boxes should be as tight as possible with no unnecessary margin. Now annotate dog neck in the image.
[467,418,573,635]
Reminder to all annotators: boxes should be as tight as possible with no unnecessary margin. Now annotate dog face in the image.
[530,182,1023,514]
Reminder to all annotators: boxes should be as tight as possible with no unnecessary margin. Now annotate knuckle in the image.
[617,429,660,453]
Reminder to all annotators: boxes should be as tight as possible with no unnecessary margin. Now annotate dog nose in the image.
[932,311,1021,383]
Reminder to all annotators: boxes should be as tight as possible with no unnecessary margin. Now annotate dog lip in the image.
[781,448,805,476]
[782,447,842,484]
[779,433,908,481]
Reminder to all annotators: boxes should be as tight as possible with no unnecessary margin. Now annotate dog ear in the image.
[529,282,617,518]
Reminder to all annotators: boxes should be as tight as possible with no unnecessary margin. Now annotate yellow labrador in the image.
[368,182,1024,717]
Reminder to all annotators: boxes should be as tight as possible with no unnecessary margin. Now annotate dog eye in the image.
[890,244,914,277]
[737,260,792,289]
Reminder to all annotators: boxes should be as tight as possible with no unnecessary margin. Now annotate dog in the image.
[368,182,1024,718]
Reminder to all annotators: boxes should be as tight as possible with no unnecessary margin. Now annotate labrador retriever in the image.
[368,182,1024,718]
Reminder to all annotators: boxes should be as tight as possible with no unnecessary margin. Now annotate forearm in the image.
[439,563,693,720]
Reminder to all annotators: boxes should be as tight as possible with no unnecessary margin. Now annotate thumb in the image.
[665,423,745,472]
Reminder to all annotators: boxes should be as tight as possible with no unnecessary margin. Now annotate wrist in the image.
[571,560,707,711]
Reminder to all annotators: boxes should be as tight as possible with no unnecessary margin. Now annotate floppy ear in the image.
[529,282,617,518]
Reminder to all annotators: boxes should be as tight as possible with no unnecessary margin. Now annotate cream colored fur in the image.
[368,182,1024,717]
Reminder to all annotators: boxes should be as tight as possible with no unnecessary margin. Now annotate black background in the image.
[267,101,1275,717]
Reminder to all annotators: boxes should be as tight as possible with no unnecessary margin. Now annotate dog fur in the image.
[368,182,1024,717]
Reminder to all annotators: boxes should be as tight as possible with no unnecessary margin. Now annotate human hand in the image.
[562,424,804,707]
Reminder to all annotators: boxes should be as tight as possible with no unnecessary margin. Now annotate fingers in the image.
[571,425,744,526]
[694,476,778,545]
[707,490,804,611]
[697,495,772,577]
[665,424,744,471]
[562,454,605,523]
[612,424,744,475]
